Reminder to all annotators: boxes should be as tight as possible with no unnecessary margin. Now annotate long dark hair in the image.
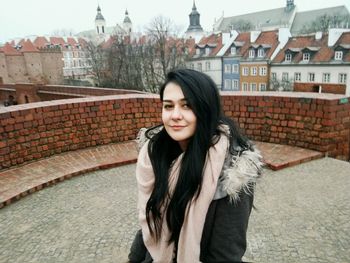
[145,69,249,244]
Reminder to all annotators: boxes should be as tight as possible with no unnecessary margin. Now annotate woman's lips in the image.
[170,125,186,130]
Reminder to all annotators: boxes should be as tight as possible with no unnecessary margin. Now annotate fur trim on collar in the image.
[218,147,263,202]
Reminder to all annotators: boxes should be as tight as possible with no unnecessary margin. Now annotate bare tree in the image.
[229,19,254,32]
[300,13,350,33]
[142,15,187,93]
[85,41,107,87]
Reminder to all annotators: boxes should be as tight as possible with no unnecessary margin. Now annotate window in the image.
[323,73,330,83]
[205,62,211,71]
[250,83,257,91]
[242,67,249,76]
[205,47,210,55]
[232,79,239,90]
[197,63,202,72]
[282,72,289,81]
[271,72,277,81]
[259,67,267,76]
[259,83,267,91]
[251,67,257,76]
[339,73,347,84]
[285,53,292,62]
[242,82,249,91]
[294,72,301,82]
[225,79,231,89]
[257,48,265,57]
[196,48,200,55]
[189,63,194,70]
[303,53,310,61]
[233,64,239,73]
[249,49,255,58]
[224,64,231,73]
[231,47,237,55]
[308,73,315,82]
[334,51,343,60]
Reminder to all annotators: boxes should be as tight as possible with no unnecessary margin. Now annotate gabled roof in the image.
[192,33,222,57]
[49,37,65,46]
[291,6,349,35]
[33,36,49,48]
[1,43,21,55]
[21,40,39,53]
[241,30,279,59]
[217,6,295,32]
[272,32,350,63]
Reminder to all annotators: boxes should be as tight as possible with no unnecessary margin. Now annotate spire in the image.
[187,0,203,32]
[123,9,132,24]
[95,5,105,21]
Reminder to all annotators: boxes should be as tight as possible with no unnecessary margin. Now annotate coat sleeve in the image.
[200,190,254,263]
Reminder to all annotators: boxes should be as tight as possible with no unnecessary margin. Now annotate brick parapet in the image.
[0,92,349,170]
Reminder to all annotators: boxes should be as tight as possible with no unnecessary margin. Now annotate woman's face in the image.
[162,82,197,151]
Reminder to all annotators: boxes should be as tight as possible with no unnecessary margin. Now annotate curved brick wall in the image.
[0,92,349,170]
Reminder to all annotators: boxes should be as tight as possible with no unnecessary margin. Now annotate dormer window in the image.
[249,49,255,58]
[196,48,200,55]
[335,51,343,60]
[231,47,237,55]
[257,48,265,57]
[205,47,210,55]
[285,53,292,62]
[303,52,310,61]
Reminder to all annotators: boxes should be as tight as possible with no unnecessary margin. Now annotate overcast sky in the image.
[1,0,349,43]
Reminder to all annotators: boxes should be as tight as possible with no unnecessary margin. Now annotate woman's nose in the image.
[171,106,183,120]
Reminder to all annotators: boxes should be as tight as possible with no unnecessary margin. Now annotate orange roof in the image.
[21,40,39,53]
[33,36,49,48]
[195,33,223,56]
[49,37,65,46]
[66,37,77,46]
[241,30,279,59]
[2,43,21,55]
[272,33,335,63]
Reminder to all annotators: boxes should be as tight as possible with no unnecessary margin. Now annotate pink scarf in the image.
[136,134,229,262]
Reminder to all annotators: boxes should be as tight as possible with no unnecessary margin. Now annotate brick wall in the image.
[0,92,349,170]
[294,82,346,94]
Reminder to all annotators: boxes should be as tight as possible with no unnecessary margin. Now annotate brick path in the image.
[0,158,349,262]
[0,141,323,208]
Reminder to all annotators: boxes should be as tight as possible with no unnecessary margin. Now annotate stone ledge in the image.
[0,140,324,209]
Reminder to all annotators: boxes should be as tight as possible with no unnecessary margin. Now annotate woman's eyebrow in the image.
[162,98,187,103]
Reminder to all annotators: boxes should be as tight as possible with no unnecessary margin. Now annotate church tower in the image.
[123,9,132,34]
[95,5,106,34]
[285,0,295,12]
[185,0,205,42]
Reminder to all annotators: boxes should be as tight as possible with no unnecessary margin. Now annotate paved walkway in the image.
[0,158,349,262]
[0,140,323,208]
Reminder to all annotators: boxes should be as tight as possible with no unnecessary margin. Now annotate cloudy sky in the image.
[1,0,349,43]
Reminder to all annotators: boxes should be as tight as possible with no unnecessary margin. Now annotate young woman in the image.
[128,69,263,262]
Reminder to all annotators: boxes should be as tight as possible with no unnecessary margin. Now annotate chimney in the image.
[315,31,322,40]
[250,31,261,43]
[328,28,350,46]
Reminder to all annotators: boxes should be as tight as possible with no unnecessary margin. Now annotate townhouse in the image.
[186,33,223,89]
[271,28,350,95]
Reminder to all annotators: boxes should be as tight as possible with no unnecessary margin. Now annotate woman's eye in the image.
[163,104,173,109]
[182,104,191,109]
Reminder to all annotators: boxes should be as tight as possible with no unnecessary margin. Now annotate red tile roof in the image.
[49,37,65,46]
[21,40,39,53]
[2,43,21,55]
[33,36,49,48]
[241,30,279,59]
[272,33,344,63]
[194,33,223,56]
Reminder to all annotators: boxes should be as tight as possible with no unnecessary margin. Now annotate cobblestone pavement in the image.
[0,158,349,263]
